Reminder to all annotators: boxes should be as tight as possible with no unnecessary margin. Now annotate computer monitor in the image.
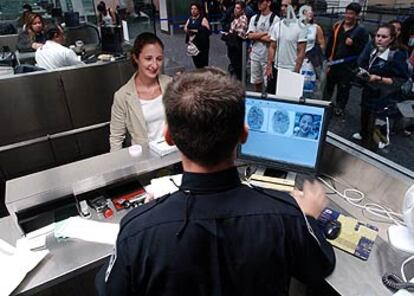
[64,12,80,27]
[101,26,123,54]
[238,92,331,175]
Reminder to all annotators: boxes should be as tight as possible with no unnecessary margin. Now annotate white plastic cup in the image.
[128,145,142,157]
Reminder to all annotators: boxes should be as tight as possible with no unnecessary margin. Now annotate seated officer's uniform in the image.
[96,167,335,295]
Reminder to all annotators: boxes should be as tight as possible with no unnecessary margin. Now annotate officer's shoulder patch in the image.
[105,245,117,283]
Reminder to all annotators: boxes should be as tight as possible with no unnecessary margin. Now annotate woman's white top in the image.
[139,94,165,141]
[102,12,113,26]
[305,23,317,53]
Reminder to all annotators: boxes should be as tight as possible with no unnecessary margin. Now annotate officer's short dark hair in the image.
[45,24,63,40]
[346,2,362,14]
[163,67,245,166]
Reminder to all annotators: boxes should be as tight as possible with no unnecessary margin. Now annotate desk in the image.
[2,136,414,295]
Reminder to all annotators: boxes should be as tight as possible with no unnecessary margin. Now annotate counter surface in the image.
[2,144,413,295]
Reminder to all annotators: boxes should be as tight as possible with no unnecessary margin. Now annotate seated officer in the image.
[95,67,336,295]
[35,24,84,70]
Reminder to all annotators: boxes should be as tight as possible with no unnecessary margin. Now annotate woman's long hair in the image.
[25,13,44,38]
[388,20,408,51]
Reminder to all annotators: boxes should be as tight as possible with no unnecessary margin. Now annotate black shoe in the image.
[334,108,344,117]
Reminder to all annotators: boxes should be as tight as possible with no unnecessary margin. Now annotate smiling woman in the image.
[109,32,172,151]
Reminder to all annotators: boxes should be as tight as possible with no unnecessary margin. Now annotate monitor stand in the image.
[249,167,296,191]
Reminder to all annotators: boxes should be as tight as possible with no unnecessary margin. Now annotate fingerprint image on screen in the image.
[247,106,265,130]
[272,109,290,134]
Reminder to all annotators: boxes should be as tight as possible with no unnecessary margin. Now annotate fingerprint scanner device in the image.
[238,91,331,185]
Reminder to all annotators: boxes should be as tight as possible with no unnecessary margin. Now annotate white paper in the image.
[54,217,119,245]
[122,20,129,41]
[16,236,47,251]
[145,174,182,199]
[0,239,49,296]
[149,139,178,156]
[276,68,304,99]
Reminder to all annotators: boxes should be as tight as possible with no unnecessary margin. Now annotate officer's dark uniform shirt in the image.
[96,167,335,296]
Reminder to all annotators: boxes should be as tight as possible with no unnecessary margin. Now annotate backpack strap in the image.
[269,12,276,26]
[254,12,276,28]
[253,13,260,27]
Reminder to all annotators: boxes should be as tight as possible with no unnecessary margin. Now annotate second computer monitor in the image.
[238,92,331,174]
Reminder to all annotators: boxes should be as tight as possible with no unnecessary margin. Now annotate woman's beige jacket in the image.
[109,73,172,151]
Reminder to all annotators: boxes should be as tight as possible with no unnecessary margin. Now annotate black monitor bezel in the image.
[237,91,332,175]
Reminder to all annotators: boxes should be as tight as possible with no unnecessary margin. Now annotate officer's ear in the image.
[164,124,175,146]
[240,124,249,144]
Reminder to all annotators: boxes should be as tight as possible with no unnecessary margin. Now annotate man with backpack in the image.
[246,0,279,92]
[266,0,307,94]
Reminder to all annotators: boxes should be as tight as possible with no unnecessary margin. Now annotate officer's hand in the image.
[291,180,327,219]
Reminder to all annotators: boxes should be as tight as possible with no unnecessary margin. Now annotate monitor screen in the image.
[238,92,331,174]
[101,26,123,54]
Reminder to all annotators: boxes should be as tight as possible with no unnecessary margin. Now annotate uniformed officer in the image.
[96,67,335,295]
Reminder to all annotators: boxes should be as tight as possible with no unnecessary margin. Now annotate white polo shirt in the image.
[270,20,307,71]
[35,40,84,70]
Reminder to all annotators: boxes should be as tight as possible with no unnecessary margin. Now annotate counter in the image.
[2,133,414,295]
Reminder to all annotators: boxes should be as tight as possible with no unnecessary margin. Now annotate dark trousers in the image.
[227,45,242,80]
[192,50,209,68]
[360,108,378,152]
[326,67,352,110]
[265,66,278,95]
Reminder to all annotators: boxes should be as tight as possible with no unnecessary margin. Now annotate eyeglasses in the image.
[376,34,390,38]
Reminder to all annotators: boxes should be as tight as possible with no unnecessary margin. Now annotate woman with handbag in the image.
[353,24,410,151]
[109,32,172,151]
[184,3,211,68]
[300,5,325,97]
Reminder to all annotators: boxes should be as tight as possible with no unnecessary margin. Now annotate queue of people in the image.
[8,1,414,155]
[181,1,414,153]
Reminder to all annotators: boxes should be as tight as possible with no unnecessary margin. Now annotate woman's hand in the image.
[32,42,43,50]
[368,74,382,82]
